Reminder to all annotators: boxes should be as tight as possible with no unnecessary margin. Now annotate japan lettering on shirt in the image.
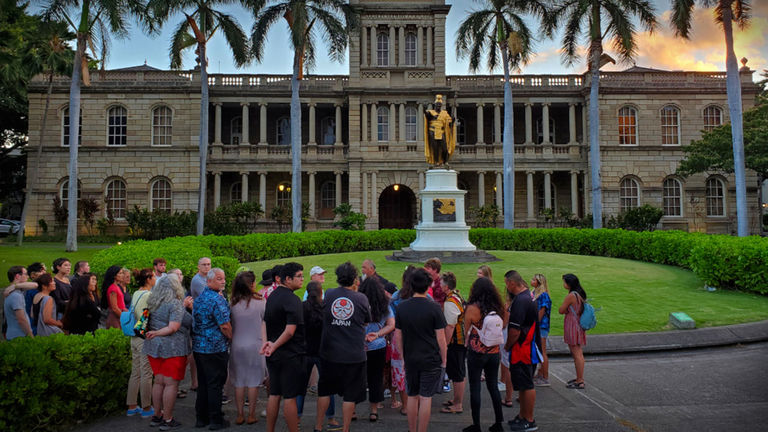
[330,296,354,327]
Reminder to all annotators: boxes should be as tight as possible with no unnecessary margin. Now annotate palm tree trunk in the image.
[291,54,302,233]
[722,4,748,236]
[17,71,55,245]
[66,34,86,252]
[501,47,515,230]
[197,41,209,236]
[588,4,603,229]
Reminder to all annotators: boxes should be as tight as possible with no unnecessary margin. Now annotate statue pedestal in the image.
[387,169,498,263]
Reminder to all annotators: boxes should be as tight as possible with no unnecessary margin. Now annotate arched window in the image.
[703,106,723,132]
[320,181,336,210]
[277,117,290,145]
[150,178,172,212]
[377,32,389,66]
[663,178,683,217]
[320,117,336,145]
[230,182,242,204]
[405,107,418,142]
[535,117,556,144]
[706,177,725,217]
[105,179,127,219]
[537,181,558,214]
[618,106,638,145]
[151,106,173,146]
[277,182,291,207]
[59,179,81,211]
[661,105,681,145]
[62,107,82,147]
[230,116,242,145]
[619,178,640,212]
[107,105,127,146]
[405,32,417,66]
[457,117,466,145]
[377,106,389,142]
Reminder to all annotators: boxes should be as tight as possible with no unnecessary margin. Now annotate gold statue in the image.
[424,94,456,166]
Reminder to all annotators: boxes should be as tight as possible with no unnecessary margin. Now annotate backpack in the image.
[120,291,148,337]
[570,293,598,331]
[472,311,504,347]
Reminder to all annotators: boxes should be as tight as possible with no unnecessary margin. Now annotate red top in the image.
[107,283,126,310]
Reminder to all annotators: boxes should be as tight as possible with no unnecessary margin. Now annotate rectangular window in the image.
[108,106,127,146]
[661,106,680,146]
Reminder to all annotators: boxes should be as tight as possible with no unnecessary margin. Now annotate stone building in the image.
[24,0,763,235]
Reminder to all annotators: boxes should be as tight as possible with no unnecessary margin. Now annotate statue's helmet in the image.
[434,94,444,104]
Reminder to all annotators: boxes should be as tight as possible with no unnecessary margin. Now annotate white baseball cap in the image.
[310,266,326,277]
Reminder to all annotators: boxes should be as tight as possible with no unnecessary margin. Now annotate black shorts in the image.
[510,362,535,391]
[405,366,444,398]
[446,344,466,382]
[266,355,306,399]
[318,359,367,403]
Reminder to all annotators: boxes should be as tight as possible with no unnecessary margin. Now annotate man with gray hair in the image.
[190,257,212,299]
[192,268,232,429]
[361,259,396,295]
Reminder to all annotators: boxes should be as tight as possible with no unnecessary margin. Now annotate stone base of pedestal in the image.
[386,248,499,264]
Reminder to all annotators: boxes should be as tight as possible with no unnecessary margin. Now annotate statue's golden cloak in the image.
[424,109,456,165]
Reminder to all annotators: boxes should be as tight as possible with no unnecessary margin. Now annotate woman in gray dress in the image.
[229,271,266,425]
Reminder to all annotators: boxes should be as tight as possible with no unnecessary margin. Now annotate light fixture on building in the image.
[394,184,400,191]
[279,184,285,192]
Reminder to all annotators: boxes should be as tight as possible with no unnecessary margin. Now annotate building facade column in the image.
[426,26,432,67]
[527,171,535,220]
[213,171,222,209]
[362,172,369,215]
[494,103,501,144]
[417,103,424,146]
[308,103,316,145]
[361,27,368,68]
[259,103,267,144]
[581,103,587,145]
[542,103,551,145]
[371,103,378,142]
[214,103,222,144]
[569,103,577,144]
[525,103,533,144]
[495,171,503,211]
[335,104,343,145]
[398,25,405,66]
[571,170,579,216]
[335,171,343,208]
[389,103,396,142]
[370,26,377,67]
[371,172,378,219]
[240,172,249,203]
[543,171,552,209]
[361,103,368,142]
[240,103,250,145]
[399,103,406,142]
[416,26,423,67]
[478,171,486,206]
[476,103,484,145]
[308,171,316,219]
[389,26,396,66]
[259,172,267,209]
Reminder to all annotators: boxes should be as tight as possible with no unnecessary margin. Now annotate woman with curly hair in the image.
[463,277,505,432]
[229,271,266,425]
[143,274,193,430]
[360,277,395,421]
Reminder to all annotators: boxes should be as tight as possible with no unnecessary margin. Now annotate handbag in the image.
[120,291,148,337]
[133,307,150,339]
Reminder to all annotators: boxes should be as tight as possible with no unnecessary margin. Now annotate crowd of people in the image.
[2,256,591,432]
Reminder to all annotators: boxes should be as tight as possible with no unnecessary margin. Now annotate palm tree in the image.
[545,0,657,229]
[149,0,255,236]
[17,27,74,246]
[456,0,549,230]
[41,0,151,251]
[669,0,751,236]
[251,0,357,233]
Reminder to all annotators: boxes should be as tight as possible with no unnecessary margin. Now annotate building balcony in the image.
[208,143,348,162]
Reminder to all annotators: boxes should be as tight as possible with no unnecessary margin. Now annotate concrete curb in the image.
[546,319,768,356]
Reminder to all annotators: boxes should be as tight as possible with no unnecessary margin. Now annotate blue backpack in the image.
[571,293,598,331]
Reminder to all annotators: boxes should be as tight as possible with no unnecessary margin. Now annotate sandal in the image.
[400,409,408,416]
[369,413,379,422]
[440,406,463,414]
[247,416,258,424]
[501,400,514,407]
[177,389,188,399]
[566,381,585,389]
[442,400,454,407]
[391,400,403,409]
[567,379,578,385]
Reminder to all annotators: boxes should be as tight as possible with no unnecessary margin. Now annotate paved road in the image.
[78,343,768,432]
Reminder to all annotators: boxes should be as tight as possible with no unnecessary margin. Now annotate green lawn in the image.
[0,242,112,282]
[241,250,768,335]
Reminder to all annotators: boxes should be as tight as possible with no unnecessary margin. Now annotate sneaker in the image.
[141,408,155,418]
[221,394,230,405]
[534,377,550,387]
[383,388,391,398]
[149,416,164,427]
[209,419,231,430]
[159,418,182,431]
[443,382,452,393]
[489,423,504,432]
[509,418,537,432]
[261,409,267,418]
[126,407,141,416]
[508,416,523,427]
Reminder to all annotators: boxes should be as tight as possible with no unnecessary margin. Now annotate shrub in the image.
[0,329,130,431]
[468,204,500,228]
[606,205,664,231]
[333,203,366,230]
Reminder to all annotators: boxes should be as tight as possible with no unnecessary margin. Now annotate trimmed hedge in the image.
[90,229,768,295]
[0,329,130,431]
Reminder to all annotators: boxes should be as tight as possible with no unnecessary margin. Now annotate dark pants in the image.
[366,348,387,403]
[297,355,335,418]
[194,351,229,426]
[429,137,449,165]
[467,350,503,426]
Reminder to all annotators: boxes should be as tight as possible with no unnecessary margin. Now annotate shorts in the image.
[445,344,466,382]
[266,355,306,399]
[510,362,535,391]
[540,328,549,339]
[148,355,188,381]
[405,366,444,398]
[318,359,367,403]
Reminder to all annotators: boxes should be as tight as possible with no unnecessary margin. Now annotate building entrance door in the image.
[379,185,416,229]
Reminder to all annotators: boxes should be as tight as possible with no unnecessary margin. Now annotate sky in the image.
[101,0,767,80]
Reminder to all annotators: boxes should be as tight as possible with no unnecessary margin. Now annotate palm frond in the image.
[603,0,638,63]
[251,3,289,62]
[559,1,588,67]
[169,18,194,69]
[309,5,349,64]
[213,11,251,67]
